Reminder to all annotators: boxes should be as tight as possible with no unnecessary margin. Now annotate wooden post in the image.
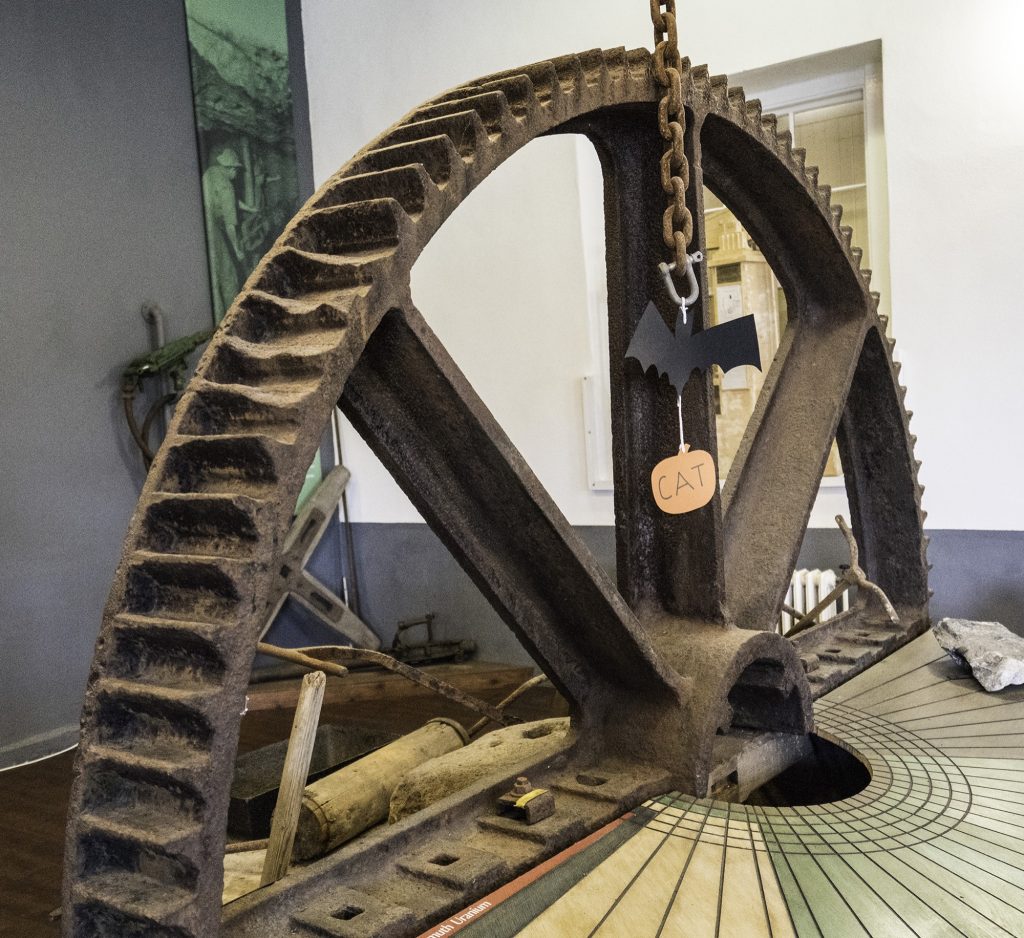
[260,670,326,886]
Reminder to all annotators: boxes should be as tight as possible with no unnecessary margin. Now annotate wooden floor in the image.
[0,661,549,938]
[0,747,74,938]
[12,636,1018,937]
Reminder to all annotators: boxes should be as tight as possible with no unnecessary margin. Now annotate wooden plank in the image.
[719,810,783,938]
[520,826,681,936]
[223,848,267,905]
[244,661,535,712]
[0,748,74,934]
[870,848,1018,937]
[842,852,963,938]
[260,671,326,886]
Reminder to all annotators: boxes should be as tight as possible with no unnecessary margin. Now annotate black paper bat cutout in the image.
[624,300,761,394]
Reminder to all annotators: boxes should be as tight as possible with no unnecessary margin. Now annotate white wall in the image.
[303,0,1024,531]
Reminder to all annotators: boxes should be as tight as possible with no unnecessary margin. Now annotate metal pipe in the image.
[468,674,550,737]
[140,303,174,435]
[331,407,362,616]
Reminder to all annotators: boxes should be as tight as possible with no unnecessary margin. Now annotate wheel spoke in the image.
[700,105,921,632]
[580,108,725,621]
[339,302,684,709]
[722,312,868,628]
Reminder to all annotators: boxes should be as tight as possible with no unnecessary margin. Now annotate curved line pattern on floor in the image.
[519,633,1024,937]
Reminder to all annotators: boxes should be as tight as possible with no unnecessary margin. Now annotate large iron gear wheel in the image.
[62,47,927,936]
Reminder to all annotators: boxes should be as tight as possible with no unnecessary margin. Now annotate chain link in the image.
[650,0,692,270]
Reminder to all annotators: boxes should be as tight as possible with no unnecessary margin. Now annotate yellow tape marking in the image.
[515,788,549,808]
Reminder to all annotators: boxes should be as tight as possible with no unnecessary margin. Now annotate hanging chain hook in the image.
[651,3,700,456]
[658,251,703,323]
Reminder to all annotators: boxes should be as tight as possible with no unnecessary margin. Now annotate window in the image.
[579,41,888,522]
[707,44,887,491]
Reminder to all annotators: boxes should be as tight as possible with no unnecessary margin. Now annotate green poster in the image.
[184,0,301,323]
[184,0,320,509]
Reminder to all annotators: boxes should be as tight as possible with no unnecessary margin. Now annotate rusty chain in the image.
[650,0,693,272]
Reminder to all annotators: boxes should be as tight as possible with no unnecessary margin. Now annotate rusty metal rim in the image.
[62,46,925,937]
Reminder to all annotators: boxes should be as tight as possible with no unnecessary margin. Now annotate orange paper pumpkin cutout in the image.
[651,445,716,514]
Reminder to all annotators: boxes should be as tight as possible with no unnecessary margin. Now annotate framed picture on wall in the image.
[183,0,302,322]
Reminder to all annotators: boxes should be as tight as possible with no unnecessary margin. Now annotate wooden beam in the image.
[244,661,535,713]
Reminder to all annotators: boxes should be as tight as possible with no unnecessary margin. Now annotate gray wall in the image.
[797,529,1024,634]
[0,1,212,766]
[263,524,611,671]
[265,524,1024,674]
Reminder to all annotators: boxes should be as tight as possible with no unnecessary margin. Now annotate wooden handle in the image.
[260,670,326,886]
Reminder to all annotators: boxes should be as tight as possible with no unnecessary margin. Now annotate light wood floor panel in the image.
[509,634,1024,937]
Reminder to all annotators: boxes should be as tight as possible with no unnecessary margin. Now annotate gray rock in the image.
[933,618,1024,691]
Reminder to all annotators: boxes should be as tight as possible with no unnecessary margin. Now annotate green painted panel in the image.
[782,853,869,937]
[765,845,823,938]
[184,0,301,323]
[814,854,916,938]
[184,1,321,508]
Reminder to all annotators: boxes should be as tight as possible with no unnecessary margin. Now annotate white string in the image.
[676,394,685,451]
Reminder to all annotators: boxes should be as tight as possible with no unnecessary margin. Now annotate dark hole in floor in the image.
[332,905,364,920]
[744,734,870,806]
[430,853,459,866]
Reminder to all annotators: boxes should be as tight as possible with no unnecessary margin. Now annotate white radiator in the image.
[780,569,850,634]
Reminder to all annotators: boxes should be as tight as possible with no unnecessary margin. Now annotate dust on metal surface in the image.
[62,45,927,938]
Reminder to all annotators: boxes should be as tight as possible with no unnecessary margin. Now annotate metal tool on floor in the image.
[120,308,212,468]
[391,612,475,666]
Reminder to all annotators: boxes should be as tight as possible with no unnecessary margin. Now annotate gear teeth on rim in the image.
[694,54,930,658]
[727,86,746,112]
[66,47,929,936]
